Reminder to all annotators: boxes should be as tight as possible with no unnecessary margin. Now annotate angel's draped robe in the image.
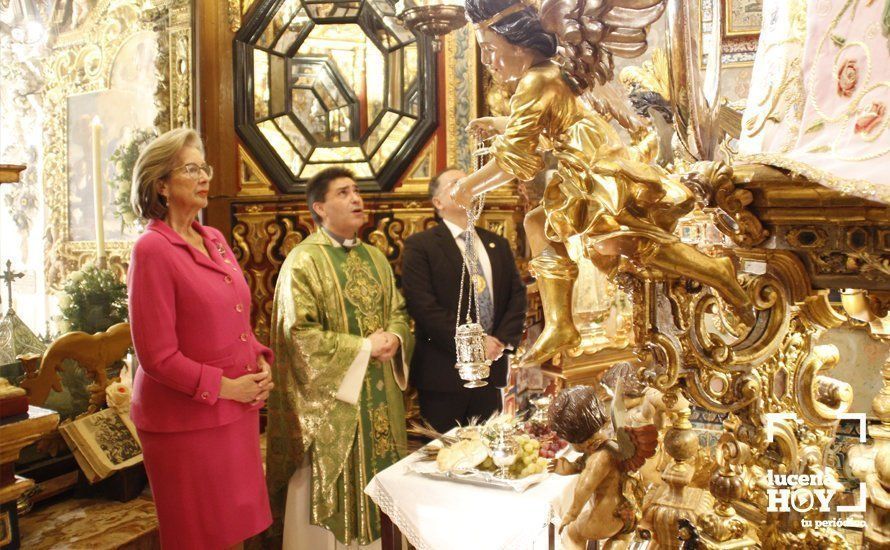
[265,229,413,547]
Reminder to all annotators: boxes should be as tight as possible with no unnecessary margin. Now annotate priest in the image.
[265,167,413,549]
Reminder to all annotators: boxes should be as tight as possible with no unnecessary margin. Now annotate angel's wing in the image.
[610,378,659,472]
[540,0,666,93]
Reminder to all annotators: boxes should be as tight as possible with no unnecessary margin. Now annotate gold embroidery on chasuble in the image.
[343,251,383,335]
[371,403,394,456]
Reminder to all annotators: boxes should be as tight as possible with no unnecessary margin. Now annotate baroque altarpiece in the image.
[1,0,890,547]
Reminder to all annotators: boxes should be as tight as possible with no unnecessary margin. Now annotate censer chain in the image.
[456,194,486,332]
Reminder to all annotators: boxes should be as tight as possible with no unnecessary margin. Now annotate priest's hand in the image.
[369,329,400,362]
[220,372,269,403]
[484,335,505,362]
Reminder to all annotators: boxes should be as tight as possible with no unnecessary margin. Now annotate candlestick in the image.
[91,116,106,268]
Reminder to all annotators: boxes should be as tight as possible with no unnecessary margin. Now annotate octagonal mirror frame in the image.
[234,0,438,193]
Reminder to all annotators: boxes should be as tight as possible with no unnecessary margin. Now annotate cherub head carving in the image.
[548,385,608,453]
[465,0,557,86]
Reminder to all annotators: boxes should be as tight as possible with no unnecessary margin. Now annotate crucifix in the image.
[1,260,25,312]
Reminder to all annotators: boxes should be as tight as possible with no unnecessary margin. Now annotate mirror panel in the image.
[235,0,438,191]
[258,120,302,176]
[371,116,414,171]
[253,49,270,120]
[273,6,311,54]
[273,114,313,157]
[258,0,303,49]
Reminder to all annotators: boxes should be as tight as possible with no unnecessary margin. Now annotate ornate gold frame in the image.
[698,0,757,69]
[722,0,762,38]
[43,0,194,289]
[445,25,479,170]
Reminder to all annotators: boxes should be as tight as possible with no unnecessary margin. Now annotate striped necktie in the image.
[458,231,494,332]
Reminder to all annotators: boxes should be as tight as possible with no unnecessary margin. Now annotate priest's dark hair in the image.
[306,166,356,225]
[464,0,557,58]
[548,385,606,444]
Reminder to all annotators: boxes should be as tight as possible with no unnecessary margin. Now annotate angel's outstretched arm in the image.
[451,159,515,207]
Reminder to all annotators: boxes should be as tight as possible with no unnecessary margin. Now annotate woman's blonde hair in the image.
[130,128,204,220]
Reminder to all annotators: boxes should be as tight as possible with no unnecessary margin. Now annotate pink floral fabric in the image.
[739,0,890,203]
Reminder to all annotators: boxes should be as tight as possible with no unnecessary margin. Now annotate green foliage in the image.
[108,129,156,231]
[59,264,128,334]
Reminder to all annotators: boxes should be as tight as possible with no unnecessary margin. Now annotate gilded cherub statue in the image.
[454,0,753,366]
[548,384,658,549]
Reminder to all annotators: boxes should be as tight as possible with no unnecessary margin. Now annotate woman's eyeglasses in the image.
[169,163,213,180]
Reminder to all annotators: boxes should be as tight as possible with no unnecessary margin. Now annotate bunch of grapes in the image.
[524,421,552,438]
[523,421,569,459]
[538,437,568,459]
[510,434,549,477]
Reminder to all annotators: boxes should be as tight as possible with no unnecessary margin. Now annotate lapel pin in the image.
[488,242,495,248]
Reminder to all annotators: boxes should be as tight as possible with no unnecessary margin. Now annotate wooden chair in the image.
[19,322,132,417]
[15,323,134,504]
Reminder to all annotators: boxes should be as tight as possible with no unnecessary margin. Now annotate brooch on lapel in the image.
[488,242,495,248]
[215,242,226,256]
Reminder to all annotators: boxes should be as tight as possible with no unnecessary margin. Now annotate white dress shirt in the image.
[442,218,494,297]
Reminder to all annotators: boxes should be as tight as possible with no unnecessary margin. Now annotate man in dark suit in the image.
[402,167,527,433]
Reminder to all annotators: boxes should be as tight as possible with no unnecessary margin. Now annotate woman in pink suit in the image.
[128,128,273,549]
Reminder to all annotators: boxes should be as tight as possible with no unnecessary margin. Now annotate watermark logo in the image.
[763,412,867,529]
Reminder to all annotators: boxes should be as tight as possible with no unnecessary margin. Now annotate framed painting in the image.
[66,30,159,245]
[723,0,763,38]
[43,0,194,288]
[700,0,761,68]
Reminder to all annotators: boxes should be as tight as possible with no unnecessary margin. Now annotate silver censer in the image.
[453,136,494,389]
[455,322,491,388]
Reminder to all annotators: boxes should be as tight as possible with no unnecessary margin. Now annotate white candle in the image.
[91,116,106,266]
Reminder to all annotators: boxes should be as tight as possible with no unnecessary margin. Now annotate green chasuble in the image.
[265,230,414,546]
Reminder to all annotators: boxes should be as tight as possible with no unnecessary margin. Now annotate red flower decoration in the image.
[854,102,886,136]
[837,59,859,97]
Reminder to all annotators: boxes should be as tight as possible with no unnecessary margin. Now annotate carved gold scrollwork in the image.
[686,370,760,415]
[683,161,769,247]
[759,415,799,475]
[280,218,307,258]
[227,0,242,31]
[642,332,681,393]
[674,273,787,374]
[232,212,314,343]
[368,217,396,257]
[794,344,853,428]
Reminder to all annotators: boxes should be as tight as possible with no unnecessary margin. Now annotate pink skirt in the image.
[138,411,271,549]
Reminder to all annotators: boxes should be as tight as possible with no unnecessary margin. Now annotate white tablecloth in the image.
[364,451,577,550]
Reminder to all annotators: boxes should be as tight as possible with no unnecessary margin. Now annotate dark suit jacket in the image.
[402,222,527,392]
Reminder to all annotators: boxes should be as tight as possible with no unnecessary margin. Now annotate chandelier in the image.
[395,0,466,52]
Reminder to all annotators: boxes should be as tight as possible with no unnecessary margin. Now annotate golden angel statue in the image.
[548,383,658,548]
[454,0,753,366]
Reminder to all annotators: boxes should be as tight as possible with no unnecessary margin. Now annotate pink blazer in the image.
[128,219,273,433]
